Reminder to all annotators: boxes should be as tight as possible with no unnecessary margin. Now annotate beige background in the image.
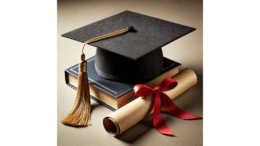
[57,0,203,145]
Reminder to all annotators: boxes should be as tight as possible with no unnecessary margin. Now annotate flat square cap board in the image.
[62,10,195,82]
[62,10,195,60]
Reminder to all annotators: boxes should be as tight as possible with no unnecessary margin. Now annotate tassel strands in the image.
[61,26,134,127]
[61,54,91,127]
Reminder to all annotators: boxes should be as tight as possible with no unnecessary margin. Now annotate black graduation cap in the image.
[62,10,195,82]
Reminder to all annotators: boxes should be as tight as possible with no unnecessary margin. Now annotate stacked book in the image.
[65,56,181,111]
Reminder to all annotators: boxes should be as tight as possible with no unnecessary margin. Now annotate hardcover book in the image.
[65,56,181,111]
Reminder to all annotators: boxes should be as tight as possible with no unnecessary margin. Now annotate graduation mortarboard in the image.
[62,10,195,82]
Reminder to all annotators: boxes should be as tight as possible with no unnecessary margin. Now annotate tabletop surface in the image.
[57,0,203,146]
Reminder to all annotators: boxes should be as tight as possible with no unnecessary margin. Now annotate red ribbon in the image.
[134,77,202,136]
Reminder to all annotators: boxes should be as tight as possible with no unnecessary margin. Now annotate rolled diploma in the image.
[103,68,197,137]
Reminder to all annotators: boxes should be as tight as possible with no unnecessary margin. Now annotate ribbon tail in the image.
[153,92,175,136]
[162,93,202,119]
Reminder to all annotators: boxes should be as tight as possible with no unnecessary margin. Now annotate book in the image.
[65,56,181,111]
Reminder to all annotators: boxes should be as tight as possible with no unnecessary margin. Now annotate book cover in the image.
[65,56,181,111]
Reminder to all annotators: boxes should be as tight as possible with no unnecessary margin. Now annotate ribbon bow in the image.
[134,77,201,136]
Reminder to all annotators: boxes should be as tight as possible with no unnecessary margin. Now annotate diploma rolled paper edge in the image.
[103,68,198,137]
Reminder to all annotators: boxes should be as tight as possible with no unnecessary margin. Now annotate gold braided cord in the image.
[82,28,129,54]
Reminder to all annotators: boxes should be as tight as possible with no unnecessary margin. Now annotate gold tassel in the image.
[61,53,91,127]
[61,26,134,127]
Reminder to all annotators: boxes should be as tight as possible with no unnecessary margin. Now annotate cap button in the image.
[126,26,134,32]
